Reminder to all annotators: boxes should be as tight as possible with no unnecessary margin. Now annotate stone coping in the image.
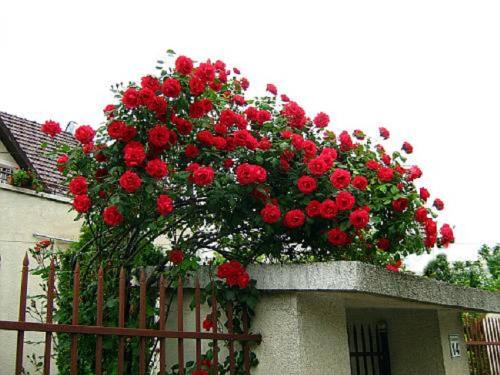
[186,261,499,313]
[243,261,500,313]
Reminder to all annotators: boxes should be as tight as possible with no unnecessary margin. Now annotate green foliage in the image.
[423,244,500,291]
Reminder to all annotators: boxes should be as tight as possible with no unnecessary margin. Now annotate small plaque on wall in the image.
[449,334,461,358]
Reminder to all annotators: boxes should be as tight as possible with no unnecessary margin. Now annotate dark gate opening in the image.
[347,322,391,375]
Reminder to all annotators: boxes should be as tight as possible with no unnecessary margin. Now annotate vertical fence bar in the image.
[70,262,80,375]
[368,325,375,375]
[177,276,184,375]
[353,325,360,375]
[159,275,166,375]
[226,302,236,375]
[43,258,56,375]
[360,325,368,375]
[211,281,219,375]
[195,276,202,369]
[95,266,104,375]
[242,307,250,375]
[15,253,29,375]
[117,267,126,375]
[139,269,147,375]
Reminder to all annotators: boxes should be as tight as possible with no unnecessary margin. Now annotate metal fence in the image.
[0,254,261,375]
[347,323,391,375]
[464,315,500,375]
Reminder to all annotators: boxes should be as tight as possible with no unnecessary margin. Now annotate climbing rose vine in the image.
[46,52,454,269]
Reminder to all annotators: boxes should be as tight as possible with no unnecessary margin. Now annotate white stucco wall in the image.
[0,184,81,374]
[0,140,18,167]
[438,310,470,375]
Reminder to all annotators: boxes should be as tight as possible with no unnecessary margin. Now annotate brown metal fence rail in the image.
[464,315,500,375]
[0,254,261,375]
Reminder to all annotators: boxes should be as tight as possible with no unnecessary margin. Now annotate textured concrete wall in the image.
[0,185,81,374]
[438,310,470,374]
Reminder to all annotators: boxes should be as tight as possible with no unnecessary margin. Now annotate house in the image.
[0,111,82,372]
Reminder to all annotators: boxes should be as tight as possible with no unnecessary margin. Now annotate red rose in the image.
[138,87,155,105]
[237,272,250,288]
[330,169,351,189]
[327,228,350,246]
[69,176,88,196]
[122,126,138,142]
[148,125,171,148]
[402,141,413,154]
[381,154,391,165]
[175,55,193,75]
[392,198,408,212]
[192,166,215,186]
[169,249,184,265]
[366,160,380,171]
[161,78,182,97]
[56,154,69,172]
[266,83,278,95]
[377,238,390,251]
[349,208,370,229]
[145,159,168,179]
[433,198,444,211]
[379,127,390,139]
[313,112,330,128]
[320,148,337,167]
[338,131,353,151]
[195,61,216,82]
[172,117,193,135]
[122,87,140,109]
[119,171,142,193]
[202,314,214,331]
[407,165,422,181]
[335,191,355,211]
[103,205,123,226]
[415,207,428,223]
[352,175,368,191]
[305,200,321,217]
[108,121,127,140]
[377,167,394,182]
[75,125,95,144]
[282,101,307,129]
[189,99,213,118]
[307,158,328,177]
[73,195,91,213]
[235,163,267,185]
[146,96,167,117]
[223,158,234,168]
[254,110,271,125]
[297,176,317,194]
[240,77,250,90]
[157,194,174,216]
[189,76,205,96]
[41,120,61,137]
[440,224,454,247]
[184,144,200,159]
[141,76,160,92]
[420,187,430,201]
[123,141,146,167]
[386,260,402,272]
[320,199,338,219]
[103,104,115,117]
[260,204,281,224]
[283,209,305,228]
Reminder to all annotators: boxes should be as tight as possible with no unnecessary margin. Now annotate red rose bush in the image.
[48,52,453,269]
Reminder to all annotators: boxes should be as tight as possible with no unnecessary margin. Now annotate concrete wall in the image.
[438,310,470,375]
[0,184,81,374]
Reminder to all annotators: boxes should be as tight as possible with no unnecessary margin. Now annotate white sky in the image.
[2,0,499,273]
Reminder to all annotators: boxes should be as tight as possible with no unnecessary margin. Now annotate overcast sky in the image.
[2,0,499,272]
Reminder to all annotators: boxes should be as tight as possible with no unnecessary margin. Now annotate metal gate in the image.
[348,322,391,375]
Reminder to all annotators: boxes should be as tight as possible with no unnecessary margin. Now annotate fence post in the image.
[15,253,29,375]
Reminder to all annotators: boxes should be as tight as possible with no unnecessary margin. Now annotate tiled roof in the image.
[0,111,78,196]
